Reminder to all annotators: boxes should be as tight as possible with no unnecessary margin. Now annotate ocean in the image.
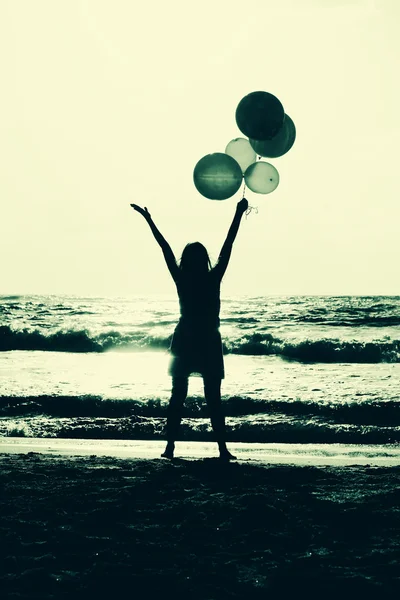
[1,294,399,446]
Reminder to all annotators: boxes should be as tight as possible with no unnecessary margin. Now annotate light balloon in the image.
[244,161,279,194]
[225,138,257,173]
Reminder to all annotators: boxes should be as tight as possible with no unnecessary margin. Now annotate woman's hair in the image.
[179,242,212,275]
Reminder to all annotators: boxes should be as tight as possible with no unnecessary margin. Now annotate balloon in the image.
[244,161,279,194]
[236,91,285,141]
[225,138,257,173]
[250,114,296,158]
[193,153,243,200]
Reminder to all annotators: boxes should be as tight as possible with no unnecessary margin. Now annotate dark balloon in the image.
[236,91,285,141]
[193,153,243,200]
[250,114,296,158]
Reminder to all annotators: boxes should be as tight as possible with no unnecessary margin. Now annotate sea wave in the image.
[1,393,399,444]
[1,394,399,423]
[0,325,170,353]
[227,333,400,363]
[1,325,399,362]
[299,316,400,327]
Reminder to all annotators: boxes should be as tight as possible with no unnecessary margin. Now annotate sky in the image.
[1,0,399,297]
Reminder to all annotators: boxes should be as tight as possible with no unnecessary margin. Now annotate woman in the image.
[131,197,248,460]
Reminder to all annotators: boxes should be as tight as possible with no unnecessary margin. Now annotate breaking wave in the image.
[1,325,399,363]
[1,394,399,444]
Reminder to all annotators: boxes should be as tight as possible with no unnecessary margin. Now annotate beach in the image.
[2,0,400,594]
[1,445,399,599]
[1,294,400,597]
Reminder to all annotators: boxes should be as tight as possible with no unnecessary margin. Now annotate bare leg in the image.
[203,377,236,460]
[161,377,188,459]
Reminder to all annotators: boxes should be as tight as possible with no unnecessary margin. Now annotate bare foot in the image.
[161,451,174,459]
[161,443,174,459]
[219,450,237,461]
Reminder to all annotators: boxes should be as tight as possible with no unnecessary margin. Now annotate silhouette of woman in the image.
[131,198,248,460]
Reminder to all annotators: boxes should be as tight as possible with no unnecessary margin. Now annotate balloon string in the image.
[245,205,258,218]
[242,178,257,217]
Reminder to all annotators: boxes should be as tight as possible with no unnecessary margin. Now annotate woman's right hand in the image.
[236,198,248,215]
[130,204,151,220]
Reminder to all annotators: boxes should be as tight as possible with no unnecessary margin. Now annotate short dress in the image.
[168,270,224,379]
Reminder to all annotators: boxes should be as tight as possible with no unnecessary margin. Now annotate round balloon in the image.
[236,91,285,141]
[250,114,296,158]
[244,161,279,194]
[225,138,257,173]
[193,153,243,200]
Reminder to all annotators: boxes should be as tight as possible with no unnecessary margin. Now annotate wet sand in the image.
[2,437,400,466]
[0,450,399,599]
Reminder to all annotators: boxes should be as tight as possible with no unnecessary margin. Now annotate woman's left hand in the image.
[131,204,151,220]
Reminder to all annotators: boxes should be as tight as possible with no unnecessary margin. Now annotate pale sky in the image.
[1,0,399,296]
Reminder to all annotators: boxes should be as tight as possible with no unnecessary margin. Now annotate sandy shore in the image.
[2,437,400,465]
[1,449,399,599]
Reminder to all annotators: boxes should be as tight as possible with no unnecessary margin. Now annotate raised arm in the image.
[213,198,248,281]
[131,204,180,282]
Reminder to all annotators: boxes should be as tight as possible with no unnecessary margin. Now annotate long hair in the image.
[179,242,212,276]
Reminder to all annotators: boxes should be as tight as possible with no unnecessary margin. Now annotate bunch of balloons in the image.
[193,91,296,200]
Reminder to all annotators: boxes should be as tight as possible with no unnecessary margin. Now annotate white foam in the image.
[1,438,399,466]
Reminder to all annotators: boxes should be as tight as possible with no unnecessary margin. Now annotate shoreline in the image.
[1,437,400,466]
